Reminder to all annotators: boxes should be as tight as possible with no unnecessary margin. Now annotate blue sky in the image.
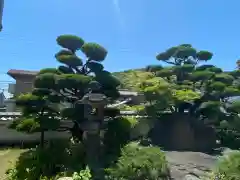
[1,0,240,86]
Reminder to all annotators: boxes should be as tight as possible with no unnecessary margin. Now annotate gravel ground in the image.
[165,151,217,180]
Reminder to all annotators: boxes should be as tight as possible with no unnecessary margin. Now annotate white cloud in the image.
[112,0,125,30]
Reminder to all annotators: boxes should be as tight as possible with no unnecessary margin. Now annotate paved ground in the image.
[165,151,217,180]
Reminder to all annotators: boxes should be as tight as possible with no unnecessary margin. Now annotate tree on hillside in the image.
[236,59,240,69]
[154,44,237,115]
[138,77,171,115]
[10,34,121,146]
[145,65,163,74]
[113,70,155,91]
[153,44,240,147]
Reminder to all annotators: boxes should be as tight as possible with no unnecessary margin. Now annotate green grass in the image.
[0,148,26,180]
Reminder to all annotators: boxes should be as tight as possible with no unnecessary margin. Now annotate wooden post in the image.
[0,0,4,31]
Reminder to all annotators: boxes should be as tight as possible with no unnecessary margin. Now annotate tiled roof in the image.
[7,69,38,76]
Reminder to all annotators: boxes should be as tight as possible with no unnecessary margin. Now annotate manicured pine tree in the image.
[10,35,121,148]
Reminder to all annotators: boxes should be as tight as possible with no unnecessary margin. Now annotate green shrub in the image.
[118,104,145,112]
[72,166,92,180]
[215,120,240,149]
[8,117,40,133]
[6,140,85,180]
[206,172,225,180]
[209,150,240,180]
[103,117,138,166]
[105,142,170,180]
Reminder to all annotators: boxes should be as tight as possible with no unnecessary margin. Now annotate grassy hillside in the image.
[112,69,154,91]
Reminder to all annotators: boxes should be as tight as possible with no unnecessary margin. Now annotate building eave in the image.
[7,69,38,80]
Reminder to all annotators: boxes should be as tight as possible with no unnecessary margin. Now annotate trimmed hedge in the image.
[105,142,170,180]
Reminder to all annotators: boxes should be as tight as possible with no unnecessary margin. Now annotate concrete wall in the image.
[148,113,216,152]
[0,121,70,143]
[15,76,35,96]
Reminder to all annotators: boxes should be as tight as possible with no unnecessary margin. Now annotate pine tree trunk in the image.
[83,129,102,177]
[84,132,100,164]
[40,130,45,148]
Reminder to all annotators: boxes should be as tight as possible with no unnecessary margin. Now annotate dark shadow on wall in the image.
[148,113,217,153]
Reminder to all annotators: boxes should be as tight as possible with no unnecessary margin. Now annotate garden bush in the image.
[8,117,40,133]
[103,117,138,166]
[72,166,92,180]
[6,139,85,180]
[208,150,240,180]
[105,142,170,180]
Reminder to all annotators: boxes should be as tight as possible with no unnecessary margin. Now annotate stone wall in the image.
[0,113,216,152]
[148,113,216,152]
